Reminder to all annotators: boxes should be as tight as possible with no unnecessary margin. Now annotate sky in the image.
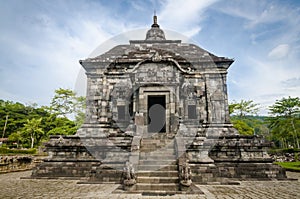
[0,0,299,115]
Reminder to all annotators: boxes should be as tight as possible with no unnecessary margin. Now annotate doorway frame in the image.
[147,95,166,133]
[138,86,170,134]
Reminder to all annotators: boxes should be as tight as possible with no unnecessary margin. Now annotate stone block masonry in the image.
[31,15,287,194]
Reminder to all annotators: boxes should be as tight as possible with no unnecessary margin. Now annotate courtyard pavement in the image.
[0,170,299,199]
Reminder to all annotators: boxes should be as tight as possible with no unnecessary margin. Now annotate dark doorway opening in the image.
[147,95,166,133]
[188,105,197,119]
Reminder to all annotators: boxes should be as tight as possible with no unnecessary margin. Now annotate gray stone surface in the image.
[31,15,287,190]
[0,171,299,198]
[0,155,35,173]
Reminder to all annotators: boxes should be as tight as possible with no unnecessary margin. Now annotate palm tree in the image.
[23,118,44,148]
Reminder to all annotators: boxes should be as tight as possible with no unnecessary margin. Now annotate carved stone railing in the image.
[0,155,35,173]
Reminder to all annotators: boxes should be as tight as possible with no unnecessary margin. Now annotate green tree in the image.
[230,116,270,136]
[74,96,86,128]
[230,100,260,117]
[0,98,80,148]
[22,118,44,148]
[229,100,260,135]
[231,119,254,135]
[50,88,76,117]
[0,100,51,138]
[269,96,300,116]
[50,88,85,124]
[46,117,77,136]
[268,96,300,149]
[8,131,23,148]
[0,100,28,137]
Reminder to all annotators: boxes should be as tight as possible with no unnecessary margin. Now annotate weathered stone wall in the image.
[205,73,230,125]
[31,135,100,178]
[0,155,35,173]
[189,162,286,184]
[214,162,286,180]
[31,20,288,185]
[32,134,133,181]
[209,135,272,162]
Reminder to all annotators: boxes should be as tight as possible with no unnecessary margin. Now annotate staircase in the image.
[135,135,180,194]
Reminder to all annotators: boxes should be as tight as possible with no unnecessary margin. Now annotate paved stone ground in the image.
[0,171,299,199]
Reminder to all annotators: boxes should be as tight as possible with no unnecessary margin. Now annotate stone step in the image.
[140,144,173,149]
[140,140,169,144]
[141,140,173,144]
[129,190,182,195]
[140,139,174,145]
[140,150,174,154]
[135,137,179,192]
[140,152,176,156]
[102,157,129,162]
[140,138,175,154]
[135,183,179,191]
[140,153,177,160]
[138,164,177,171]
[140,151,176,156]
[137,176,179,183]
[138,160,177,165]
[99,164,125,170]
[140,147,175,152]
[140,158,176,163]
[140,145,172,149]
[142,138,173,141]
[141,137,172,141]
[142,148,175,153]
[140,155,176,159]
[137,171,178,177]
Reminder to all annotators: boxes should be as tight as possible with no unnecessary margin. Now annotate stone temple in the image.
[32,16,286,193]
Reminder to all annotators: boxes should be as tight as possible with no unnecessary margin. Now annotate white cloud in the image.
[0,1,118,105]
[0,0,299,116]
[214,0,300,46]
[215,0,260,21]
[158,0,218,37]
[214,0,300,114]
[129,0,146,11]
[230,56,300,115]
[215,1,290,28]
[268,44,290,59]
[282,77,300,88]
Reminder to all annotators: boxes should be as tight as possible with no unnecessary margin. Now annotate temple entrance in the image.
[147,95,166,133]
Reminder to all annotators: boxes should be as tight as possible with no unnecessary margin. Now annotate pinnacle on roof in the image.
[145,14,166,40]
[151,12,159,28]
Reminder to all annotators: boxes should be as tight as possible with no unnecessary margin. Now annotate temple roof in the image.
[80,15,234,69]
[84,43,233,64]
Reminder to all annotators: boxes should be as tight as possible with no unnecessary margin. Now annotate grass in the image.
[275,161,300,172]
[0,147,37,155]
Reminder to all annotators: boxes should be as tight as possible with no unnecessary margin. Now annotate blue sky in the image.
[0,0,299,115]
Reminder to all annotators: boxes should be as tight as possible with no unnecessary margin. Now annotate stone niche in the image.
[31,15,286,190]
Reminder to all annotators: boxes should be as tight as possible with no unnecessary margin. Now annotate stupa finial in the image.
[146,12,165,40]
[152,11,159,28]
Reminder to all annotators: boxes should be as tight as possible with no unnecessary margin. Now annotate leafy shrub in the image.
[275,161,300,172]
[0,147,36,154]
[269,148,300,155]
[295,153,299,161]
